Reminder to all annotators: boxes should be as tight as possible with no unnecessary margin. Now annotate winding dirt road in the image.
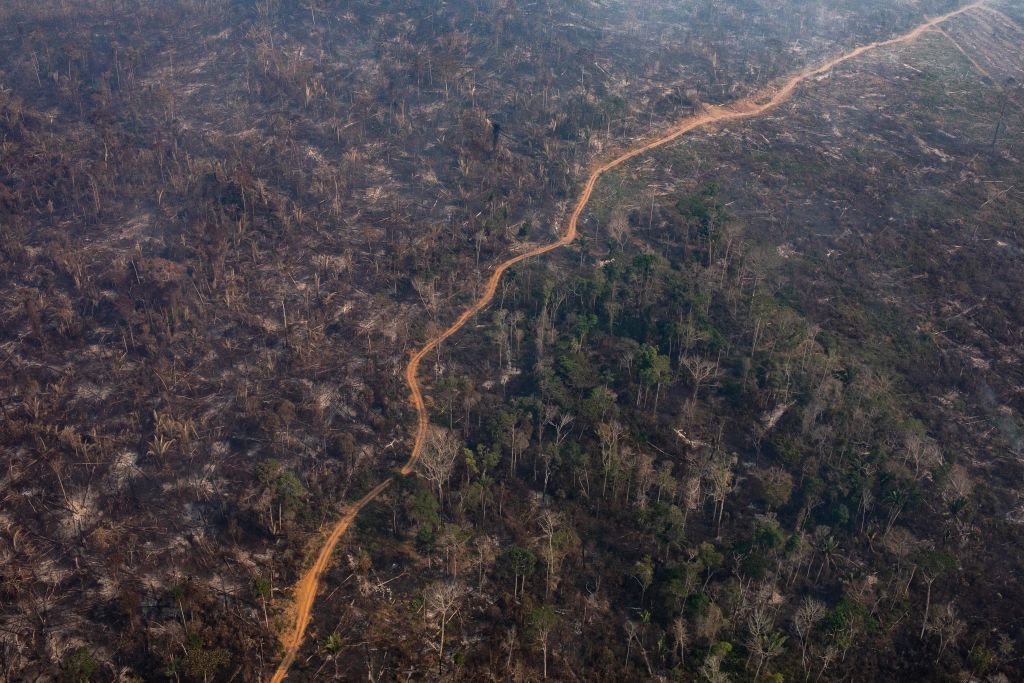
[269,3,983,679]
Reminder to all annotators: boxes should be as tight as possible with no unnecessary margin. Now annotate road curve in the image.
[269,3,982,679]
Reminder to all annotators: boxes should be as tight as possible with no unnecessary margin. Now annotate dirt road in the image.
[269,3,983,679]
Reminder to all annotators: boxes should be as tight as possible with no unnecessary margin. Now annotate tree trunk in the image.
[439,618,446,675]
[919,576,934,640]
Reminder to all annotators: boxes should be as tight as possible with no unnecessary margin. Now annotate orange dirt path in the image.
[269,3,983,680]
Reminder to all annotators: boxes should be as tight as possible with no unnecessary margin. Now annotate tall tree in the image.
[417,428,462,510]
[529,605,558,679]
[425,581,463,675]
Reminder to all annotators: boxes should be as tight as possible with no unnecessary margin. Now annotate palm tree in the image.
[813,533,840,584]
[752,630,788,681]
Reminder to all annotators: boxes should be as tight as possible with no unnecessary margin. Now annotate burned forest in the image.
[1,0,1023,681]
